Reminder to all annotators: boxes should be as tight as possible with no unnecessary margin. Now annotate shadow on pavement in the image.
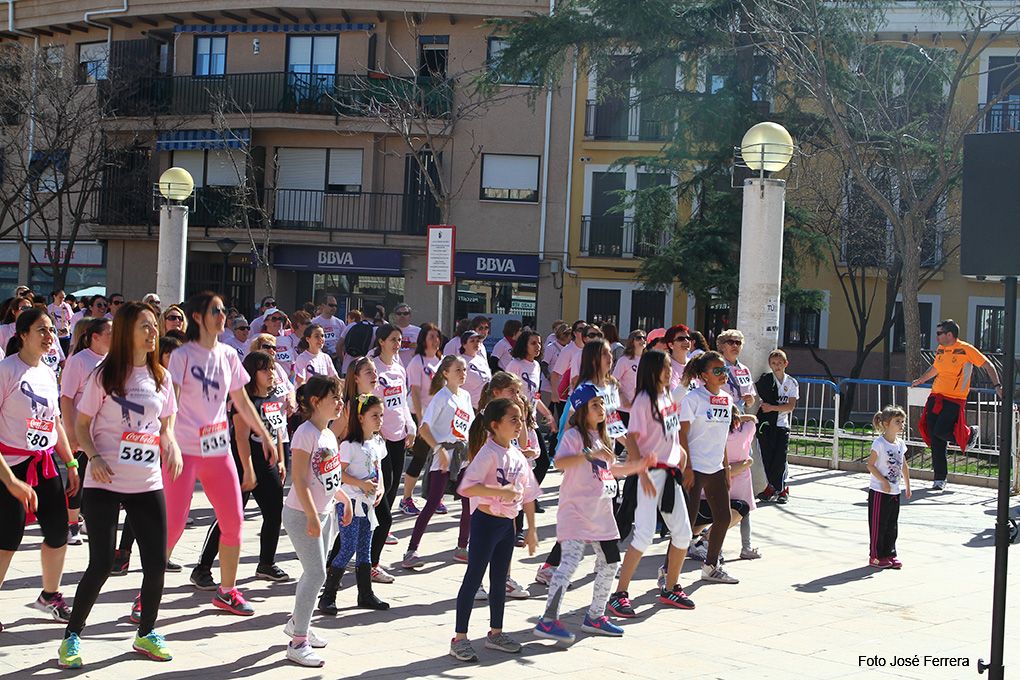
[792,566,876,593]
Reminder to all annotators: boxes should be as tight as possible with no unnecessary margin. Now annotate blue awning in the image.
[156,129,250,151]
[174,23,373,34]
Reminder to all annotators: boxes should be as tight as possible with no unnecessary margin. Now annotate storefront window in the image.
[313,273,405,320]
[456,279,537,329]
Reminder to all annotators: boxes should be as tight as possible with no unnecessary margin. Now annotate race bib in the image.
[732,367,752,388]
[318,454,342,493]
[323,330,337,345]
[591,458,618,499]
[451,407,471,440]
[661,403,680,437]
[275,350,293,365]
[707,394,731,421]
[119,432,160,468]
[606,410,627,439]
[383,385,404,410]
[26,418,54,451]
[199,421,230,457]
[42,349,60,369]
[263,401,286,433]
[602,388,620,411]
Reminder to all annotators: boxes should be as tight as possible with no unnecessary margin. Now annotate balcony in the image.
[580,215,657,258]
[584,99,674,142]
[104,71,453,120]
[978,101,1020,133]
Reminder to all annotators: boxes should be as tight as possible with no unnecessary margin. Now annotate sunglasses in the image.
[111,300,124,305]
[263,301,276,308]
[269,316,284,322]
[724,339,743,346]
[236,326,250,331]
[477,325,490,331]
[211,306,227,316]
[709,366,728,376]
[261,344,277,350]
[165,314,184,322]
[94,302,108,309]
[586,332,603,339]
[395,310,410,316]
[327,302,338,308]
[633,335,647,341]
[673,336,691,342]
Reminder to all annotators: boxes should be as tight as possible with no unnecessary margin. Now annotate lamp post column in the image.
[157,204,189,306]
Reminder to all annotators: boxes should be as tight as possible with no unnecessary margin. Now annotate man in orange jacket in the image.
[910,319,1002,491]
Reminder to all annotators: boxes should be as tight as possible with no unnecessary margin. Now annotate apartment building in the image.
[1,0,570,329]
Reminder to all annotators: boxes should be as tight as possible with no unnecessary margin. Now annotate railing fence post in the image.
[832,391,841,471]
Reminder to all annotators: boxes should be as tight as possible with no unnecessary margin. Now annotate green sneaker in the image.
[132,631,172,662]
[58,633,83,669]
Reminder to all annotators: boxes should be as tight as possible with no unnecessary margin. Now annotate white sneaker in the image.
[687,539,708,562]
[474,585,488,601]
[657,565,667,590]
[534,564,554,586]
[286,641,324,667]
[67,526,83,546]
[371,565,395,584]
[701,563,739,584]
[740,547,762,560]
[284,618,327,648]
[401,550,424,569]
[505,576,530,599]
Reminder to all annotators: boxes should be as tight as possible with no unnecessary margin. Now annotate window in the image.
[287,36,337,75]
[975,305,1005,353]
[892,301,933,352]
[171,150,206,188]
[205,149,246,187]
[586,288,621,328]
[630,289,665,332]
[419,36,449,78]
[29,150,67,192]
[327,149,363,194]
[77,42,108,83]
[784,308,821,347]
[194,36,226,77]
[480,154,540,202]
[487,37,536,85]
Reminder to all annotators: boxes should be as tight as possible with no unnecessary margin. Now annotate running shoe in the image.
[130,594,142,624]
[657,565,667,590]
[687,539,709,562]
[740,547,762,560]
[701,564,739,584]
[514,531,525,548]
[485,631,522,653]
[110,550,130,576]
[371,565,395,583]
[33,591,71,622]
[888,558,903,569]
[401,550,425,569]
[658,585,696,609]
[757,485,776,503]
[932,479,947,491]
[505,576,530,599]
[967,425,981,448]
[79,521,87,536]
[453,547,469,563]
[57,633,83,669]
[212,587,254,616]
[284,618,327,648]
[581,614,624,637]
[869,557,894,569]
[67,523,83,546]
[132,631,172,661]
[534,563,554,586]
[384,532,398,545]
[607,591,637,618]
[399,498,420,516]
[450,638,478,662]
[474,585,488,601]
[287,641,324,667]
[255,564,291,582]
[164,560,182,573]
[190,567,217,591]
[776,488,790,504]
[436,501,448,515]
[533,618,575,644]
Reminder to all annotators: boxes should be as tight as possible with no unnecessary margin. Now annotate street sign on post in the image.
[426,225,455,285]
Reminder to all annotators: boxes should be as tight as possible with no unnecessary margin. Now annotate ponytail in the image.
[297,323,322,354]
[429,355,465,396]
[6,307,47,356]
[467,397,519,461]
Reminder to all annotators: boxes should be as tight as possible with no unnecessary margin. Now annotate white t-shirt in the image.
[463,352,492,408]
[422,386,474,472]
[870,435,907,495]
[285,421,342,515]
[222,334,248,359]
[294,350,338,383]
[771,373,800,429]
[552,341,582,380]
[443,336,488,358]
[311,315,346,355]
[339,436,385,513]
[48,302,74,338]
[398,324,420,366]
[492,337,514,371]
[60,347,105,406]
[678,387,733,474]
[506,358,541,402]
[40,342,65,375]
[723,359,757,403]
[612,355,640,410]
[406,353,442,416]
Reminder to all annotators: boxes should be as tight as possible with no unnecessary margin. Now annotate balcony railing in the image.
[584,99,674,141]
[104,71,452,119]
[978,101,1020,133]
[580,215,657,258]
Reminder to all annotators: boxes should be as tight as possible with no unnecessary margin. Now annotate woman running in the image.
[164,291,274,616]
[401,322,444,516]
[0,308,78,632]
[58,302,181,668]
[460,330,492,410]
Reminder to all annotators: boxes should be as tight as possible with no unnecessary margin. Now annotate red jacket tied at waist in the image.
[0,442,58,487]
[918,394,972,455]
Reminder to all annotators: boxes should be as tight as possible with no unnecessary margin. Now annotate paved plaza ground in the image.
[0,464,1017,679]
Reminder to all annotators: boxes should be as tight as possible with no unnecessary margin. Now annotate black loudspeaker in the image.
[960,132,1020,276]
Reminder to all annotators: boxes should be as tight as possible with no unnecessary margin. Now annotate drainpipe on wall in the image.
[537,0,555,261]
[560,53,578,277]
[8,0,38,283]
[83,0,129,53]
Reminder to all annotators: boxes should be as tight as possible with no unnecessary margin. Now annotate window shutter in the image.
[328,149,363,186]
[172,150,205,187]
[275,148,326,189]
[482,154,539,190]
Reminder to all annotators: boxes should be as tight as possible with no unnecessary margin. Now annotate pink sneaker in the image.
[868,557,894,569]
[212,587,255,616]
[888,558,903,569]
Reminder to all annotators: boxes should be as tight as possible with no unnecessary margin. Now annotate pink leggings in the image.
[163,454,243,551]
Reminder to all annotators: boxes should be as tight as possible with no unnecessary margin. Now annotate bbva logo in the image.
[318,250,355,266]
[476,257,516,274]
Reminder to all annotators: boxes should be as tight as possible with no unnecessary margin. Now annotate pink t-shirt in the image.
[723,359,757,402]
[40,342,65,375]
[552,341,582,379]
[0,355,62,465]
[458,438,541,519]
[669,357,686,393]
[726,421,757,509]
[0,323,16,353]
[406,353,442,416]
[373,355,415,441]
[311,315,346,355]
[60,348,105,405]
[78,366,177,493]
[612,355,640,410]
[443,336,488,359]
[555,428,620,542]
[294,350,338,383]
[398,324,420,366]
[285,420,342,515]
[271,334,300,379]
[168,342,249,457]
[49,302,74,338]
[628,390,682,467]
[492,337,514,371]
[222,334,247,359]
[267,362,294,444]
[463,352,492,408]
[506,358,541,402]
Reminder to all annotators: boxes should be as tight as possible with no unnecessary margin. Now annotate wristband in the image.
[993,383,1002,388]
[64,458,79,469]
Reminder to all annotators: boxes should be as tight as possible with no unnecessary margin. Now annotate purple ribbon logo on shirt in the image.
[20,381,49,416]
[110,394,145,428]
[190,365,220,399]
[378,375,393,388]
[307,364,317,376]
[495,467,509,486]
[521,370,537,394]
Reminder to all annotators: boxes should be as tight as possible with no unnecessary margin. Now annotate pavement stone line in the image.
[0,465,1016,679]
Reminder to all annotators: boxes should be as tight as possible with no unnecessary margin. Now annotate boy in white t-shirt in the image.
[754,349,799,504]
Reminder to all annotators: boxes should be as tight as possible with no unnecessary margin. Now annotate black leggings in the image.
[0,456,68,551]
[198,447,283,569]
[404,436,431,480]
[685,469,731,567]
[67,452,88,511]
[370,438,403,565]
[66,488,167,637]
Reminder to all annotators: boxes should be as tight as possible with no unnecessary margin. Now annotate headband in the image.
[357,393,372,414]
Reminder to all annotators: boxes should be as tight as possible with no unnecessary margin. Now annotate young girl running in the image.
[58,302,181,668]
[867,406,911,569]
[191,350,289,590]
[60,317,112,545]
[401,322,444,516]
[164,292,275,616]
[402,355,474,568]
[330,394,389,610]
[294,324,338,387]
[282,375,353,667]
[450,398,540,663]
[607,350,694,618]
[0,308,78,632]
[533,384,646,644]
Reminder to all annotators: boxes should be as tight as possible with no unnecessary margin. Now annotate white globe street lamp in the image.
[157,166,195,202]
[740,122,795,174]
